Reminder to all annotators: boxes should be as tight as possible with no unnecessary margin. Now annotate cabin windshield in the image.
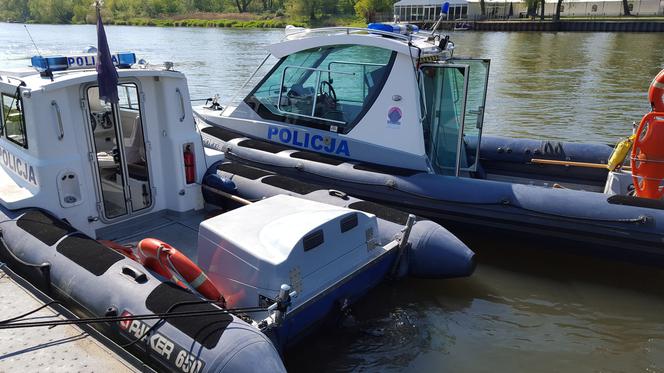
[245,44,396,133]
[420,59,489,176]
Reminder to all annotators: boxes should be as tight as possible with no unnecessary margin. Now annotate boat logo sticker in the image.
[118,310,205,373]
[387,107,402,129]
[267,126,350,157]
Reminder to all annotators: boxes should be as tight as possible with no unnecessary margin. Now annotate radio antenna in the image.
[24,24,53,81]
[24,25,43,56]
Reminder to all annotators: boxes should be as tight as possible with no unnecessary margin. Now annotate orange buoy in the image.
[631,111,664,199]
[649,69,664,112]
[136,238,224,303]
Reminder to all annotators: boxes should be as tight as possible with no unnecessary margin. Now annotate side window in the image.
[2,93,28,148]
[245,45,395,134]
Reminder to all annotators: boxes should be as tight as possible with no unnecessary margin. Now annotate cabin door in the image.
[85,83,153,221]
[420,59,489,176]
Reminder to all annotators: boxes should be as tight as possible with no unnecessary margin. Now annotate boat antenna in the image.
[24,25,54,81]
[24,25,43,57]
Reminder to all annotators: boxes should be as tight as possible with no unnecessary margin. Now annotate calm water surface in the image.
[2,23,664,372]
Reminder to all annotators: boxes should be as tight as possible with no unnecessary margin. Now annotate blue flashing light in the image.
[368,23,420,35]
[442,2,450,14]
[115,52,136,68]
[30,52,137,72]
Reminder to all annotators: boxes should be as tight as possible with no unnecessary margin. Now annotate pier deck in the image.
[0,268,144,372]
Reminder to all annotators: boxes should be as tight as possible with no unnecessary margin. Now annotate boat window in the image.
[86,83,152,220]
[1,93,28,148]
[421,60,489,176]
[245,45,395,134]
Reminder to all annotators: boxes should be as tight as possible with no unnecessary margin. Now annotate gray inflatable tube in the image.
[203,161,476,279]
[0,207,285,373]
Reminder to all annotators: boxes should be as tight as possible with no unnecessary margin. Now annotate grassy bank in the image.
[111,17,305,28]
[106,12,365,29]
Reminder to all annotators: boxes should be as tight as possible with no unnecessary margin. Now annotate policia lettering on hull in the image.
[0,145,37,185]
[267,126,350,157]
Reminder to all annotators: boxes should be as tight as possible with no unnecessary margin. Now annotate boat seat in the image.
[321,109,346,123]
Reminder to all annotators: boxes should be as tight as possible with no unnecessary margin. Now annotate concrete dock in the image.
[0,269,144,372]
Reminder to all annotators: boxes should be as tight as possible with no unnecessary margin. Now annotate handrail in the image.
[283,27,420,43]
[176,88,185,122]
[50,100,64,140]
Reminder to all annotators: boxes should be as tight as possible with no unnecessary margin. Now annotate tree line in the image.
[0,0,394,24]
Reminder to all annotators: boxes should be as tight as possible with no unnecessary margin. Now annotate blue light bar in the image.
[30,52,136,72]
[368,23,420,35]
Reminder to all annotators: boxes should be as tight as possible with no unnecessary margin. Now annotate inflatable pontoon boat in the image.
[195,25,664,265]
[0,47,473,371]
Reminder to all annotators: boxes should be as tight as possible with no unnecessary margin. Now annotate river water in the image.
[2,23,664,372]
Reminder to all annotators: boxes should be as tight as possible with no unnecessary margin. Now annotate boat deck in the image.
[0,269,143,372]
[97,209,215,262]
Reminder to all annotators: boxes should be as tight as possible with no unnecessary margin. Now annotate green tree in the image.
[0,0,30,22]
[622,0,631,15]
[354,0,391,23]
[553,0,563,21]
[287,0,319,20]
[234,0,253,12]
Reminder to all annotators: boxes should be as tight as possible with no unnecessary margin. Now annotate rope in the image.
[0,302,269,331]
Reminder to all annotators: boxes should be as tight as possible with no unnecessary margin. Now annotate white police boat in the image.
[0,47,474,372]
[195,24,664,265]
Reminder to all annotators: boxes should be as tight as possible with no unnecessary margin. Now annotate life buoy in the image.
[649,69,664,112]
[631,111,664,199]
[136,238,224,303]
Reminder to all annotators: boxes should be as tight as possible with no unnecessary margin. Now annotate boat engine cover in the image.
[197,195,380,308]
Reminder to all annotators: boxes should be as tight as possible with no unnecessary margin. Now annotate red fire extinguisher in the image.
[183,145,195,184]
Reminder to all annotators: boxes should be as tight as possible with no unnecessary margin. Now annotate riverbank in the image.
[470,19,664,32]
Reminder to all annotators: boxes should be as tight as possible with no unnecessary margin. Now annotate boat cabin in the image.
[0,53,207,238]
[199,26,490,176]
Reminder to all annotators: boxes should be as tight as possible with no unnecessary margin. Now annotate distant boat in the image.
[454,19,472,31]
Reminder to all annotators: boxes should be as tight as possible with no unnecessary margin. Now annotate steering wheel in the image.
[319,81,337,102]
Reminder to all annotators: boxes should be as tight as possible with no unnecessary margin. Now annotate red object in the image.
[136,238,225,303]
[649,69,664,112]
[631,111,664,199]
[183,145,195,184]
[98,240,140,261]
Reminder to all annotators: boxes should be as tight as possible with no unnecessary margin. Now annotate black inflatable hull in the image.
[0,206,286,373]
[201,127,664,266]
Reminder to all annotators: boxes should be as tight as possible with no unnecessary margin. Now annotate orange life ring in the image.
[136,238,224,303]
[649,69,664,112]
[631,111,664,199]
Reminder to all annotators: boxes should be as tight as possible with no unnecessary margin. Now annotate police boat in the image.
[194,25,664,265]
[0,48,474,371]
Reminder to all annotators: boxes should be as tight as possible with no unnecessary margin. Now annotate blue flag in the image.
[96,6,118,104]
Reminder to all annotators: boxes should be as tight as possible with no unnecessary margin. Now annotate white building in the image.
[393,0,664,20]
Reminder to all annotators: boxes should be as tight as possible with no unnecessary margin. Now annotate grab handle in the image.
[51,100,64,140]
[121,265,148,284]
[176,88,185,122]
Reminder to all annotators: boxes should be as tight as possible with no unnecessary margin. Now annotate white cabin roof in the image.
[0,67,184,93]
[269,30,444,59]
